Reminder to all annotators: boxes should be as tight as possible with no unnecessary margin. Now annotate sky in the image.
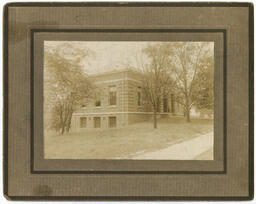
[44,41,155,74]
[44,41,214,75]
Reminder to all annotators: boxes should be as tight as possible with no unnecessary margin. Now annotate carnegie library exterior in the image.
[71,69,182,130]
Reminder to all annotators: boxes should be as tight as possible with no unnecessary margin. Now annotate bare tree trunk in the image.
[186,107,191,122]
[66,109,73,133]
[59,106,66,134]
[185,100,191,122]
[153,107,157,129]
[61,126,65,134]
[184,89,191,122]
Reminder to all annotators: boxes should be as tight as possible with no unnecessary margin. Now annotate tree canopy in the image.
[140,43,176,128]
[168,42,214,121]
[44,42,93,134]
[138,42,214,125]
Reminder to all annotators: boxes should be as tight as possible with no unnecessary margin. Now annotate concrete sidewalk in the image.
[131,131,213,160]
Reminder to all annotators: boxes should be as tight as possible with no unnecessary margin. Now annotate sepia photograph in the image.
[3,2,254,201]
[44,41,214,160]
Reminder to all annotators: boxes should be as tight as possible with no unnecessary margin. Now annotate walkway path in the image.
[131,131,213,160]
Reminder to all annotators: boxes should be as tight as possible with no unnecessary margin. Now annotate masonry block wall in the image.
[71,69,182,131]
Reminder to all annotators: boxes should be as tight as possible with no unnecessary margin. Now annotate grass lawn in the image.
[44,117,213,159]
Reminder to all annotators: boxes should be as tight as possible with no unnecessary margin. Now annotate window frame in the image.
[94,117,101,128]
[109,85,117,106]
[80,117,87,128]
[108,116,117,128]
[137,86,142,106]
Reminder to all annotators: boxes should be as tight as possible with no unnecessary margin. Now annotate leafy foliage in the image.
[141,43,176,128]
[44,42,93,134]
[141,42,214,123]
[192,55,214,111]
[167,42,214,121]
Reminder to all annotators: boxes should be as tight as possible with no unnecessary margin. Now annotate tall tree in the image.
[44,42,93,134]
[169,42,214,122]
[141,43,175,128]
[192,54,214,116]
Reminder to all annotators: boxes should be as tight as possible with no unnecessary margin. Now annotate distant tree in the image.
[140,43,175,128]
[168,42,214,122]
[44,42,93,134]
[192,54,214,116]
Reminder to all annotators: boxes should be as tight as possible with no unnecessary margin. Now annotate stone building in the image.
[71,69,182,130]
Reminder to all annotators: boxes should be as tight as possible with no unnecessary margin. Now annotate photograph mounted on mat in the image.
[44,41,214,160]
[3,2,253,201]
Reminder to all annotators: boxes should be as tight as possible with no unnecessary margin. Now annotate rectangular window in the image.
[163,97,169,113]
[109,116,117,128]
[157,101,161,112]
[109,85,117,105]
[95,91,101,106]
[95,93,101,106]
[80,117,87,128]
[138,87,142,106]
[95,100,101,106]
[94,117,101,128]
